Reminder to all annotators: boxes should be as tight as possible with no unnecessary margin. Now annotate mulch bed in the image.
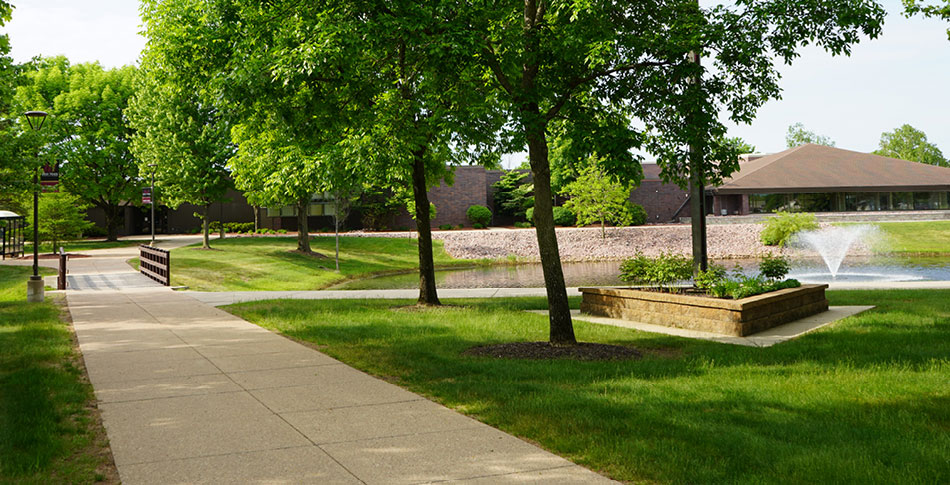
[463,341,642,361]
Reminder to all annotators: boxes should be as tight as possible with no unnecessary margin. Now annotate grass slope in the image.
[228,291,950,484]
[168,236,475,291]
[0,266,113,483]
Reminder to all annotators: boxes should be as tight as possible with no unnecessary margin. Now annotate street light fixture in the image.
[25,110,48,303]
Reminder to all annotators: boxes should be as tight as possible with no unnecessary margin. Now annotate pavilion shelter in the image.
[0,211,25,260]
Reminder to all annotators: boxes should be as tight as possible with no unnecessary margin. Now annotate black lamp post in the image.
[148,163,157,245]
[25,110,48,303]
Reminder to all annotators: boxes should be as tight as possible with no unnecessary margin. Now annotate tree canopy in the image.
[904,0,950,38]
[15,58,139,240]
[786,122,836,148]
[132,0,241,249]
[873,124,947,167]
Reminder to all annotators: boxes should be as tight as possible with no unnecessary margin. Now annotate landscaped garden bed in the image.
[579,284,829,336]
[579,251,829,336]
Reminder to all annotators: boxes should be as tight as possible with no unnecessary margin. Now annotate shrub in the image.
[625,202,647,226]
[552,206,576,226]
[759,253,791,281]
[438,224,453,230]
[472,222,485,229]
[619,252,692,290]
[466,205,492,226]
[514,221,532,228]
[525,207,533,223]
[694,264,727,291]
[760,211,818,246]
[83,225,108,238]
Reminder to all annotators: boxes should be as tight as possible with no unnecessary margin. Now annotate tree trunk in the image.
[411,151,440,306]
[296,198,312,253]
[253,205,260,232]
[104,204,121,242]
[201,204,211,249]
[334,200,341,272]
[526,120,576,346]
[688,48,708,276]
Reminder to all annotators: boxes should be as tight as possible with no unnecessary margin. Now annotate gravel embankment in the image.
[432,224,778,261]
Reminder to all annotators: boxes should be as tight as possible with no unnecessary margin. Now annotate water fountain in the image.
[795,225,875,278]
[790,225,923,283]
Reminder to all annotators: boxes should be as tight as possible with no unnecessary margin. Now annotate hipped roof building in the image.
[708,144,950,215]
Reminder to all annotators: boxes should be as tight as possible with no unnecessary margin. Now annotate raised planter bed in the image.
[579,284,829,337]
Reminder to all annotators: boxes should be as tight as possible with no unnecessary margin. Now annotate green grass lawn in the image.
[167,236,478,291]
[0,266,113,483]
[873,220,950,254]
[228,291,950,484]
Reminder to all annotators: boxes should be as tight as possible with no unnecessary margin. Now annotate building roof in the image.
[712,144,950,194]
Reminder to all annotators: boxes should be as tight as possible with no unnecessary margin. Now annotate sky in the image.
[4,0,949,167]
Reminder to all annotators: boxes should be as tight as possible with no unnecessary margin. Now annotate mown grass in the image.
[0,266,113,483]
[168,236,478,291]
[873,220,950,254]
[228,291,950,484]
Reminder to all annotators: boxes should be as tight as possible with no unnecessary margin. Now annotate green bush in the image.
[625,202,647,226]
[525,207,533,223]
[472,222,485,229]
[619,252,692,290]
[760,211,818,246]
[210,221,256,233]
[466,205,492,226]
[438,224,453,230]
[759,253,791,281]
[694,264,727,291]
[514,221,532,228]
[83,225,108,238]
[552,206,576,226]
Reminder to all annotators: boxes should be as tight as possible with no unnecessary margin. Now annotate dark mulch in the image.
[463,341,642,361]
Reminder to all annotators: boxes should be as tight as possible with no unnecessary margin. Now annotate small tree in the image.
[561,161,632,239]
[492,171,533,220]
[31,191,93,251]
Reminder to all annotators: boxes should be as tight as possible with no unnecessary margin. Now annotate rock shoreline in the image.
[433,224,781,261]
[344,223,801,261]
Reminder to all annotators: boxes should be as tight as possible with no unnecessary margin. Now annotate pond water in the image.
[332,255,950,290]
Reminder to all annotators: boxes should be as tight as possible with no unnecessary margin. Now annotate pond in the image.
[331,255,950,289]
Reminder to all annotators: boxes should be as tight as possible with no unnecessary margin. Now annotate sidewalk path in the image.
[68,289,615,483]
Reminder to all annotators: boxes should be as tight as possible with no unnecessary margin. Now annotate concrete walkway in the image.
[67,289,614,483]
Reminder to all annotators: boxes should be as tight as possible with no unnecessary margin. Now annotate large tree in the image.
[873,124,947,166]
[470,0,884,345]
[226,0,502,304]
[15,58,139,241]
[130,3,235,249]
